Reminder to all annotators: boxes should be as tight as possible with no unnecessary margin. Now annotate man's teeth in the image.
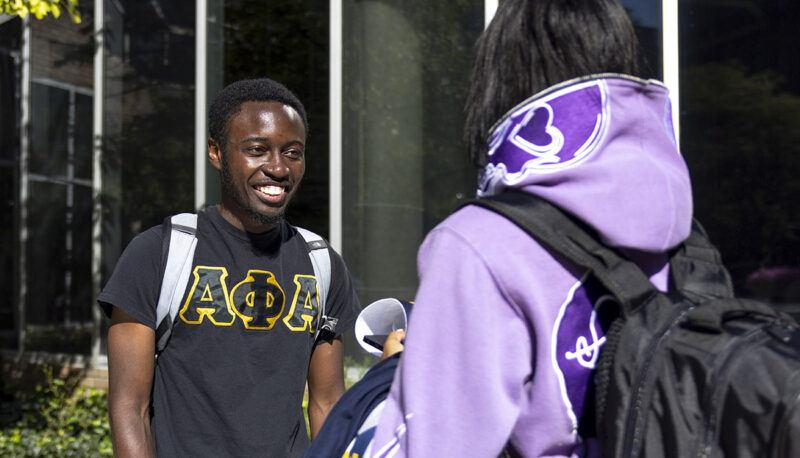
[257,185,284,196]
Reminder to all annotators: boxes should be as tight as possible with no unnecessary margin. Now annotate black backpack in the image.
[471,190,800,458]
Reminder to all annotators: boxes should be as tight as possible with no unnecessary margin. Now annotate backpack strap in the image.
[295,227,337,339]
[669,220,734,299]
[155,213,198,354]
[466,190,657,316]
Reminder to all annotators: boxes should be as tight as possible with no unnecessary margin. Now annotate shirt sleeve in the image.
[369,226,534,457]
[96,226,163,329]
[321,246,361,340]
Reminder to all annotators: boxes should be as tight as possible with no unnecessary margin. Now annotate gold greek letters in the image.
[179,266,320,332]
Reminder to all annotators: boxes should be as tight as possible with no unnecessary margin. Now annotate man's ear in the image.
[208,137,222,171]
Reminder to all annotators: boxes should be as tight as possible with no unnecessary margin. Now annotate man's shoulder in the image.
[106,223,167,282]
[121,224,165,259]
[141,221,167,240]
[97,223,165,323]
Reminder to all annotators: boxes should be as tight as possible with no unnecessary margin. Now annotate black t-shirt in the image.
[98,206,360,457]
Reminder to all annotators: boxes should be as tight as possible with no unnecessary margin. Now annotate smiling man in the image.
[99,78,360,457]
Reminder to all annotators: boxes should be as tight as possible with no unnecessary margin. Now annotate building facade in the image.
[1,0,798,367]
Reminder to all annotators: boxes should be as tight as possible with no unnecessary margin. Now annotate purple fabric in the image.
[369,75,692,457]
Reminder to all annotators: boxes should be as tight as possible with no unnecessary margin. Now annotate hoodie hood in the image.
[478,74,692,252]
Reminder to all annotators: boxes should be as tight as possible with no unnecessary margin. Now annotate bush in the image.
[0,365,112,457]
[0,357,376,454]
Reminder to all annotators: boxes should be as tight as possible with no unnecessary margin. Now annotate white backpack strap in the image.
[295,227,336,338]
[155,213,198,354]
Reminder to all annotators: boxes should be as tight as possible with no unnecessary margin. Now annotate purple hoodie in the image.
[368,75,693,457]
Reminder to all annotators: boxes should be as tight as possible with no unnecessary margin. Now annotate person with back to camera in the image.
[370,0,693,456]
[99,78,360,457]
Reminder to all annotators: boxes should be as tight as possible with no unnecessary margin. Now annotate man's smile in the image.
[254,184,287,203]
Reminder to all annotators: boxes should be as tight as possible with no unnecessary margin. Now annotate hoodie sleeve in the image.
[369,225,534,457]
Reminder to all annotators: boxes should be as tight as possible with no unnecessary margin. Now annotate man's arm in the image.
[306,336,346,439]
[107,306,157,458]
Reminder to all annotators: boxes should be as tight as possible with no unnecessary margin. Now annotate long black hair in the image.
[464,0,639,167]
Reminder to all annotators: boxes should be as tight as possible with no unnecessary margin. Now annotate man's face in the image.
[210,100,306,232]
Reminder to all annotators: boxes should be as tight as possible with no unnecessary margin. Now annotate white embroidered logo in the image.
[564,307,607,369]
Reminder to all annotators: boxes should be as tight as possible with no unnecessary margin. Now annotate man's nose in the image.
[261,151,289,177]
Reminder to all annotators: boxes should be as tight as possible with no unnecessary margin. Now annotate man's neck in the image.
[216,203,277,234]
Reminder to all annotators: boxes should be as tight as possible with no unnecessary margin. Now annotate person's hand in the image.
[381,329,405,360]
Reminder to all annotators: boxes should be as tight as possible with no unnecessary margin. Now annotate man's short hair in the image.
[208,78,308,147]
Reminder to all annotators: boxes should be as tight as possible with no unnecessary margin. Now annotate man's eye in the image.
[285,149,303,158]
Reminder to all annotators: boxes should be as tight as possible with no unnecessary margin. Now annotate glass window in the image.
[25,180,68,324]
[25,82,94,352]
[622,0,662,80]
[101,0,196,276]
[0,19,20,349]
[30,83,69,177]
[74,93,93,180]
[680,1,800,315]
[208,0,330,236]
[0,166,16,348]
[25,179,95,354]
[72,185,94,324]
[21,9,95,353]
[0,18,20,164]
[341,1,484,306]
